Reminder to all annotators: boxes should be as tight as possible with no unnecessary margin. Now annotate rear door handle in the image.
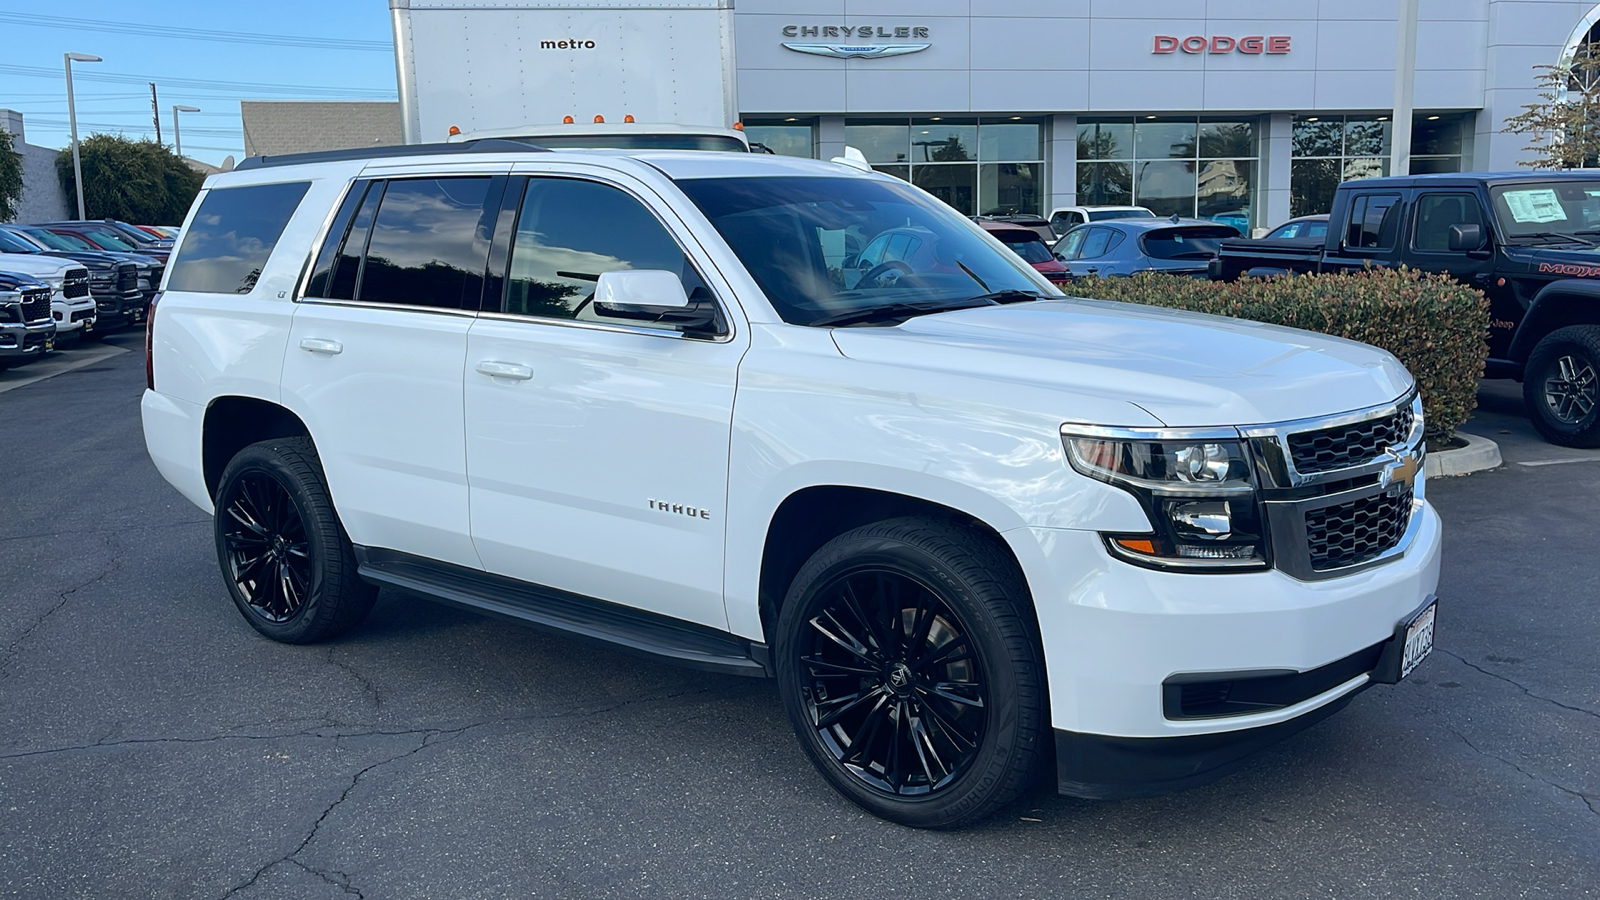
[476,361,534,381]
[299,338,343,355]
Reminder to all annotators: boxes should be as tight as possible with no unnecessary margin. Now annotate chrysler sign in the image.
[782,24,931,59]
[1153,34,1292,54]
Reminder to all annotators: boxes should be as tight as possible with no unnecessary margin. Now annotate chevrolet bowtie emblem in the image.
[1378,447,1422,495]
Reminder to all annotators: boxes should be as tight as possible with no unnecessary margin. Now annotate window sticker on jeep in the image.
[1502,189,1568,224]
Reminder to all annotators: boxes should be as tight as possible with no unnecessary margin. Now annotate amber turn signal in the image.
[1114,538,1157,555]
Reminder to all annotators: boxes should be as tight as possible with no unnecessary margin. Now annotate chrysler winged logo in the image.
[782,42,930,59]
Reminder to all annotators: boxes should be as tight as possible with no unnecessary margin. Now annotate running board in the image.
[354,547,770,678]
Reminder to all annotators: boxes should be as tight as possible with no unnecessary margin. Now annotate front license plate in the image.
[1400,602,1436,679]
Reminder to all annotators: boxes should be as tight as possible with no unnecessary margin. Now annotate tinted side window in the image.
[168,181,310,294]
[1079,227,1113,259]
[305,181,371,298]
[1345,193,1401,250]
[1413,193,1485,252]
[357,177,495,309]
[504,178,709,329]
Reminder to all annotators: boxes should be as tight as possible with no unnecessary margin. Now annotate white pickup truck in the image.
[142,140,1440,828]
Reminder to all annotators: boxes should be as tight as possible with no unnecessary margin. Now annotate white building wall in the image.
[0,111,71,224]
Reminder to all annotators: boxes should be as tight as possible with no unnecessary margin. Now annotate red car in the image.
[978,220,1069,284]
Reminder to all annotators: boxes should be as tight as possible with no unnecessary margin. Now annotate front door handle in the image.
[476,361,534,381]
[299,338,343,355]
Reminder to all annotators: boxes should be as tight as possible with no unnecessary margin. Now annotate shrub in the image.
[1059,268,1490,441]
[55,133,204,224]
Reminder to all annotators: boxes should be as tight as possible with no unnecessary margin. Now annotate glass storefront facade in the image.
[840,118,1046,217]
[1291,113,1469,217]
[1077,117,1258,230]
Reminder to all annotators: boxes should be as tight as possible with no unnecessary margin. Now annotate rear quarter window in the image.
[167,181,311,294]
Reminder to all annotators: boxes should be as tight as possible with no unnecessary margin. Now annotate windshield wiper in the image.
[809,298,996,328]
[965,289,1050,305]
[1508,232,1597,247]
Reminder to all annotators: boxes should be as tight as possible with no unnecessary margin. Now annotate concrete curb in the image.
[1426,431,1502,477]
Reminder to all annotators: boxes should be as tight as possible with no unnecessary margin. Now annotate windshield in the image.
[26,229,92,251]
[1088,208,1155,221]
[78,227,140,251]
[1489,181,1600,240]
[997,235,1053,264]
[0,230,40,253]
[1139,226,1240,260]
[678,175,1050,326]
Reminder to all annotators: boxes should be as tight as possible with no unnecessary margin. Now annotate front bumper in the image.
[1015,499,1442,795]
[0,319,57,361]
[87,287,143,329]
[51,292,96,338]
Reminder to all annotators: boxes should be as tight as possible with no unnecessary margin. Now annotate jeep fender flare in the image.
[1512,278,1600,362]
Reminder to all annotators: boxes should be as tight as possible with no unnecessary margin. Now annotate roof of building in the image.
[240,101,402,158]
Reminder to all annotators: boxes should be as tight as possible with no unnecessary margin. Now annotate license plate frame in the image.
[1399,601,1436,680]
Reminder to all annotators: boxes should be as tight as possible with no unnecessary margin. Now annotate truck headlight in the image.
[1062,426,1269,571]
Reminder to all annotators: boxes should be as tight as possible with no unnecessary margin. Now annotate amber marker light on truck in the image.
[594,115,605,123]
[562,115,574,124]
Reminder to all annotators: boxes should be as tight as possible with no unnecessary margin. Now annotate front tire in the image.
[213,437,375,643]
[1524,325,1600,448]
[775,517,1046,828]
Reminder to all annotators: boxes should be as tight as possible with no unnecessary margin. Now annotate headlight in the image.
[1062,425,1269,571]
[43,276,64,291]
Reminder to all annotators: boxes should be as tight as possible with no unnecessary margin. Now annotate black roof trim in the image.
[1344,171,1600,190]
[233,138,551,171]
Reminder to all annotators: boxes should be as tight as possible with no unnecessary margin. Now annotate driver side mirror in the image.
[1448,223,1486,252]
[593,270,722,336]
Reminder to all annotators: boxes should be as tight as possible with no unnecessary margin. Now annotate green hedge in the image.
[1059,267,1489,441]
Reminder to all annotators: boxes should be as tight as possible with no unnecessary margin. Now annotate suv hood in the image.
[828,298,1413,427]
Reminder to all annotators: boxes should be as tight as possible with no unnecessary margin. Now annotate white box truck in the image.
[390,0,746,150]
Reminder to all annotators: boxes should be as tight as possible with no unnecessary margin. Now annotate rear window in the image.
[167,181,311,294]
[1089,209,1155,221]
[1138,226,1239,260]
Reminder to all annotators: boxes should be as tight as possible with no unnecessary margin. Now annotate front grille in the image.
[21,288,50,323]
[1287,406,1415,475]
[70,307,94,323]
[116,264,137,294]
[146,265,164,294]
[63,269,90,298]
[1306,487,1413,571]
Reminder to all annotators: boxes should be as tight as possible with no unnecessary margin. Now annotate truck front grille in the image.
[1287,406,1415,475]
[145,265,164,295]
[1305,487,1413,571]
[21,288,51,323]
[63,269,90,299]
[117,264,138,294]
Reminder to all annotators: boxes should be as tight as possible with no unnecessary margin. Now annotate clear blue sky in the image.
[0,1,397,166]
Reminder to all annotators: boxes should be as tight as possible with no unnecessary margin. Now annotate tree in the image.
[0,130,23,222]
[1503,42,1600,169]
[55,134,204,223]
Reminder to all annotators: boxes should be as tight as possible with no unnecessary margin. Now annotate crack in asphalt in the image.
[0,518,213,545]
[1451,728,1600,817]
[288,859,364,898]
[0,687,719,763]
[1439,648,1600,720]
[326,648,384,714]
[0,535,119,678]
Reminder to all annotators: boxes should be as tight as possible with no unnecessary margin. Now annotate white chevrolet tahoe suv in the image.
[142,140,1440,828]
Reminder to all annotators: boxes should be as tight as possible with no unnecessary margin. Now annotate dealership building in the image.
[726,0,1600,232]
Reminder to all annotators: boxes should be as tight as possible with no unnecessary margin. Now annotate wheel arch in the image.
[202,396,312,500]
[1511,280,1600,363]
[755,485,1039,650]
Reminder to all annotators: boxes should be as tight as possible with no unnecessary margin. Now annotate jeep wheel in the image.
[1524,325,1600,448]
[775,517,1045,828]
[213,437,375,643]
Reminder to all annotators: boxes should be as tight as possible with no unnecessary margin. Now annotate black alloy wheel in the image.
[1525,325,1600,448]
[776,517,1045,829]
[798,568,988,797]
[220,471,312,624]
[213,437,375,643]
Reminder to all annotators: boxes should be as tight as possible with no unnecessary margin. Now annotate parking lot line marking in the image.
[1516,457,1600,467]
[0,344,128,395]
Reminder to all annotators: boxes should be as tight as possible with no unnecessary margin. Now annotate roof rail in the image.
[233,138,550,171]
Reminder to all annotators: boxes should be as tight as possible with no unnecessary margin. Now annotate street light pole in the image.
[64,52,102,221]
[172,105,200,159]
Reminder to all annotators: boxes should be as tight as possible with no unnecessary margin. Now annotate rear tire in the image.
[775,517,1046,828]
[213,437,375,643]
[1524,325,1600,448]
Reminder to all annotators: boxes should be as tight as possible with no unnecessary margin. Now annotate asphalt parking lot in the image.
[2,334,1597,899]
